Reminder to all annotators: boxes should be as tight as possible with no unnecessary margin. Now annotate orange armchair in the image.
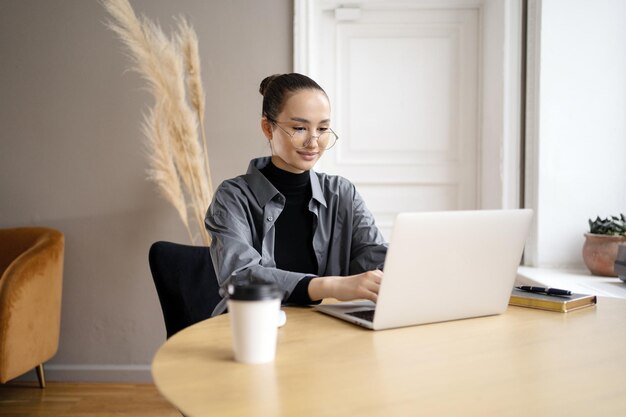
[0,227,64,388]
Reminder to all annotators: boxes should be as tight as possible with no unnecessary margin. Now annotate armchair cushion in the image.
[0,227,64,383]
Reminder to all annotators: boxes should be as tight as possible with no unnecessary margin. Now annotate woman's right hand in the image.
[308,270,383,303]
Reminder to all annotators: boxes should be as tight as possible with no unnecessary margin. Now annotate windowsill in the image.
[516,266,626,299]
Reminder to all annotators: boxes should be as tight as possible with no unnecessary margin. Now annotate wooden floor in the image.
[0,382,181,417]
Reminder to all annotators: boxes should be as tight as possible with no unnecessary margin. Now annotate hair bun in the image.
[259,74,281,96]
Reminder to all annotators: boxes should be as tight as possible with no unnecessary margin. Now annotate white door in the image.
[296,0,522,238]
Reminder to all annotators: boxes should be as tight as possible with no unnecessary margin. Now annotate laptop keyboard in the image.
[346,309,375,322]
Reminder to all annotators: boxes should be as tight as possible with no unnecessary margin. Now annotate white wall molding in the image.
[502,0,523,209]
[294,0,312,73]
[523,0,542,265]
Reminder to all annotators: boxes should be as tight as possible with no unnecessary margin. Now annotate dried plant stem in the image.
[143,102,194,243]
[177,18,214,193]
[199,121,212,197]
[177,135,210,246]
[104,0,212,246]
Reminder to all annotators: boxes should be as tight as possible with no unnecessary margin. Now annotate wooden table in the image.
[152,299,626,416]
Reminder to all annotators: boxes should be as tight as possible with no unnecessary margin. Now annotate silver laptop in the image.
[314,209,533,330]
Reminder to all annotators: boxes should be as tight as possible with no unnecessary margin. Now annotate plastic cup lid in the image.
[227,282,284,301]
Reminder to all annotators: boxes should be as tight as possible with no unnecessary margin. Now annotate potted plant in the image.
[582,214,626,276]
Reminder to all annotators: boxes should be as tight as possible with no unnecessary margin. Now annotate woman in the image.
[205,73,387,316]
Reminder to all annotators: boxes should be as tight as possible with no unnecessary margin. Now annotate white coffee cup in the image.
[227,282,284,364]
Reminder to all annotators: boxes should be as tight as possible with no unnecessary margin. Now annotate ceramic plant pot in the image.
[615,244,626,282]
[582,233,626,277]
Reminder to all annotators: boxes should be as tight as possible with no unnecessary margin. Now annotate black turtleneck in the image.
[260,161,319,305]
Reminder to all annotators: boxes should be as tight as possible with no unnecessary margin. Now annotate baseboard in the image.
[15,364,153,383]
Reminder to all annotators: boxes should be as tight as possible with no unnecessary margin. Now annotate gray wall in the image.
[0,0,292,382]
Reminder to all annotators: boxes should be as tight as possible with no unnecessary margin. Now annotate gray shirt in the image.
[205,157,388,316]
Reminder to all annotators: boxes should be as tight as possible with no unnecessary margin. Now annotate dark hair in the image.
[259,73,328,121]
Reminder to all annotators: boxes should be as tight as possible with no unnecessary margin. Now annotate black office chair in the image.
[148,241,223,338]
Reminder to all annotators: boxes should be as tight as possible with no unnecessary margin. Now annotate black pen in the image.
[516,286,572,296]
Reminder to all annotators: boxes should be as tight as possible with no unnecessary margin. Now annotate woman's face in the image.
[262,89,331,174]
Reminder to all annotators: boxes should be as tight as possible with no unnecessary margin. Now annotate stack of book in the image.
[509,288,597,312]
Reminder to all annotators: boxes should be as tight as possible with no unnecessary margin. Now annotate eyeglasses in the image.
[270,120,339,150]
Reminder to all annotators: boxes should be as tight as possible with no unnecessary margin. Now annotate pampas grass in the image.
[177,17,213,192]
[103,0,213,245]
[143,102,193,244]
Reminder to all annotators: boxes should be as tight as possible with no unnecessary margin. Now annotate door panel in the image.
[297,2,499,239]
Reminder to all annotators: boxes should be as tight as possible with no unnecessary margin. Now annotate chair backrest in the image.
[148,241,222,338]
